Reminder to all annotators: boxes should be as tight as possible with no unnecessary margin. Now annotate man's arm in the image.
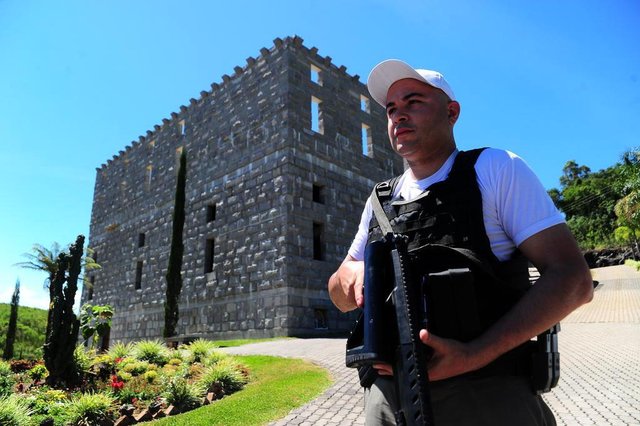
[420,223,594,381]
[328,254,365,312]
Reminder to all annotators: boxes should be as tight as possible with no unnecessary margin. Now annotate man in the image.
[328,59,593,425]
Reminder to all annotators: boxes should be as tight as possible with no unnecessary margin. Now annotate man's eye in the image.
[386,107,396,115]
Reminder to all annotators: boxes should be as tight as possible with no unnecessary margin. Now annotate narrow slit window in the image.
[313,222,325,261]
[360,95,370,113]
[311,96,324,134]
[135,261,143,290]
[178,120,186,136]
[138,232,146,248]
[205,238,215,273]
[206,204,216,223]
[310,64,322,86]
[146,165,153,190]
[362,123,373,157]
[313,184,325,204]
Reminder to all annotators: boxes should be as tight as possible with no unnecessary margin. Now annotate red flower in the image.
[110,375,124,391]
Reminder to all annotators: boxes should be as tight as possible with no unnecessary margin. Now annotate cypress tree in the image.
[2,279,20,360]
[164,149,187,338]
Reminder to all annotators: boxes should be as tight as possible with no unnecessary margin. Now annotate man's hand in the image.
[328,255,364,312]
[419,329,487,381]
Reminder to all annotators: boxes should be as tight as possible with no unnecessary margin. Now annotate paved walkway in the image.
[224,265,640,425]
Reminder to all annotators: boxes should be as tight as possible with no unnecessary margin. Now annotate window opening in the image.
[135,261,143,290]
[313,222,325,261]
[311,96,324,134]
[314,308,328,329]
[362,123,373,157]
[360,95,370,113]
[206,204,217,223]
[178,120,186,136]
[205,238,215,273]
[138,233,146,248]
[310,64,323,86]
[313,184,325,204]
[146,165,153,189]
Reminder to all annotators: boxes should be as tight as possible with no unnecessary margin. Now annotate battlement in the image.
[98,35,363,171]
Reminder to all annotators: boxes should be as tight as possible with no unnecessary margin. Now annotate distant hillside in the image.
[0,303,47,360]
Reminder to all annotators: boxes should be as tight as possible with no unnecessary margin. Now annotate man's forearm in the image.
[465,257,593,374]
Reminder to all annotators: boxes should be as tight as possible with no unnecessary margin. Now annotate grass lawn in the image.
[143,355,332,426]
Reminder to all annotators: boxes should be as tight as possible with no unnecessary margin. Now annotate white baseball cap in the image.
[367,59,456,106]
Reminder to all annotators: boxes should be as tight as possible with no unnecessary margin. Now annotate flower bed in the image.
[0,339,249,426]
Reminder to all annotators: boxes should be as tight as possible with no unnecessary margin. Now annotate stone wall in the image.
[84,36,403,343]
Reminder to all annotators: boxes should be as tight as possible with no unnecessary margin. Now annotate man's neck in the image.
[407,145,457,180]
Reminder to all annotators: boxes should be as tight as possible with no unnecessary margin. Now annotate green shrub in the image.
[73,345,94,375]
[107,342,134,360]
[143,370,158,383]
[26,388,68,425]
[27,364,48,382]
[0,394,33,426]
[625,259,640,271]
[132,340,170,365]
[204,349,228,366]
[65,393,115,426]
[162,377,201,412]
[196,357,248,395]
[185,338,218,363]
[0,359,16,397]
[121,360,151,376]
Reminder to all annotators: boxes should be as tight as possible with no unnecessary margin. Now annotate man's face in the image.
[385,78,459,163]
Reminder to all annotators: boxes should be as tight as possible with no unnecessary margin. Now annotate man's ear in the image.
[448,101,460,125]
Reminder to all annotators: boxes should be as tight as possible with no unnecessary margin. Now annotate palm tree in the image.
[16,243,100,305]
[15,242,61,306]
[16,242,100,346]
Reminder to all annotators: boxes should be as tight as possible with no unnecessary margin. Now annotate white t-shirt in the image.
[348,148,565,262]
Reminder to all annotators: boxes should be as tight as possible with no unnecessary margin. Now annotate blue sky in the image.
[1,0,638,309]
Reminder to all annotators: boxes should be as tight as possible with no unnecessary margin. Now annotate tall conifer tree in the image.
[164,149,187,338]
[2,279,20,360]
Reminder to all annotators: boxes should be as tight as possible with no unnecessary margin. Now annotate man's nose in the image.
[391,108,408,124]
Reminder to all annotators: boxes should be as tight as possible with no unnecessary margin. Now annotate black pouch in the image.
[421,268,482,342]
[531,324,561,394]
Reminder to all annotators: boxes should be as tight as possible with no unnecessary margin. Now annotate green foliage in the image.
[28,364,48,382]
[0,394,33,426]
[550,159,627,249]
[79,304,113,351]
[0,304,46,361]
[3,280,20,360]
[132,339,170,365]
[148,355,331,426]
[164,149,187,338]
[65,393,115,426]
[625,259,640,271]
[162,377,201,413]
[196,357,248,394]
[185,338,219,363]
[107,341,133,359]
[73,345,94,375]
[0,359,15,397]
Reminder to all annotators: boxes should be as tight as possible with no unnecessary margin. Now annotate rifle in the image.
[346,180,435,425]
[346,233,434,425]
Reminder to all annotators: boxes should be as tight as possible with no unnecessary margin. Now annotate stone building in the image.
[83,35,403,343]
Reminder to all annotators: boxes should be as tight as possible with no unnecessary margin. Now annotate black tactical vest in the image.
[367,148,531,340]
